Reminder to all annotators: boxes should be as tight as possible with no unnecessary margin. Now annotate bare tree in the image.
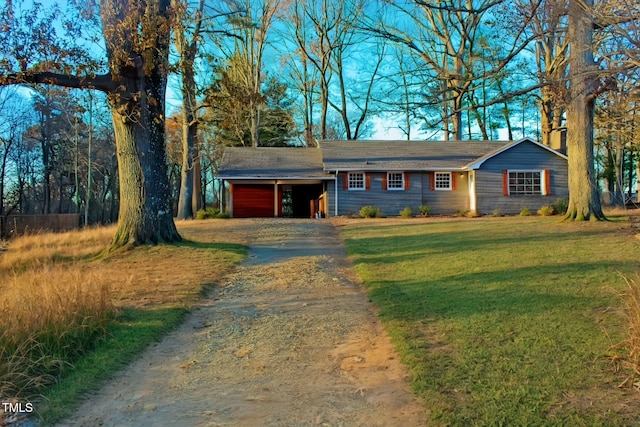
[172,0,205,219]
[217,0,281,148]
[513,0,569,147]
[0,88,32,235]
[286,0,368,140]
[365,0,533,141]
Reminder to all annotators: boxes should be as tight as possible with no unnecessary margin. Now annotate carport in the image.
[218,147,333,218]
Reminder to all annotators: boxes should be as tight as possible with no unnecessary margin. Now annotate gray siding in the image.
[328,172,423,216]
[475,141,568,215]
[327,171,470,216]
[421,172,470,215]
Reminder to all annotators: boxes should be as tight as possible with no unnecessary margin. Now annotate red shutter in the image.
[404,173,410,190]
[502,170,509,196]
[544,169,551,195]
[343,173,349,190]
[382,173,388,190]
[365,174,371,190]
[451,173,457,191]
[430,172,435,191]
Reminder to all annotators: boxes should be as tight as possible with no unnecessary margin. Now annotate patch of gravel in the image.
[55,219,425,426]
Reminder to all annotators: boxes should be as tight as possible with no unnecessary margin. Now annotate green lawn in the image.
[340,216,640,426]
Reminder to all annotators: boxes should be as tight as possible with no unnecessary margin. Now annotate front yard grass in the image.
[339,215,640,425]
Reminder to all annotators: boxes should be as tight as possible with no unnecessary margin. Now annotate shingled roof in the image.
[218,139,562,178]
[319,140,510,171]
[218,147,330,179]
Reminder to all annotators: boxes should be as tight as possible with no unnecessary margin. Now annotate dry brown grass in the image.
[0,225,115,270]
[0,265,113,399]
[610,275,640,379]
[0,219,247,401]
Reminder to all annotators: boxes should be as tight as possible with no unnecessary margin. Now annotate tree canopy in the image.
[0,0,638,231]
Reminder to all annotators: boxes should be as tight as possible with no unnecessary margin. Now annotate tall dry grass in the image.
[610,275,640,378]
[0,228,115,400]
[0,221,247,404]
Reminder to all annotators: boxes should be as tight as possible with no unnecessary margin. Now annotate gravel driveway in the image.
[56,219,425,426]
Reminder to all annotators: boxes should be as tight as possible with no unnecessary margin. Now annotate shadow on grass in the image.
[362,261,631,322]
[344,226,618,264]
[36,306,188,425]
[169,239,248,256]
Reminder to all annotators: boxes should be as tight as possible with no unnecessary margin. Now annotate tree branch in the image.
[0,72,116,92]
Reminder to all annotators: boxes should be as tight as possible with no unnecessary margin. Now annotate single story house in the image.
[218,138,569,218]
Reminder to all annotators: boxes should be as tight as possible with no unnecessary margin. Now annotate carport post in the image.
[274,181,279,217]
[334,171,339,217]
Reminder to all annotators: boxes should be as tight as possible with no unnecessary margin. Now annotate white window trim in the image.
[387,172,405,191]
[508,169,543,196]
[348,172,366,191]
[434,172,452,191]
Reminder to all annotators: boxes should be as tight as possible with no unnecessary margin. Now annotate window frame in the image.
[347,172,366,191]
[507,170,543,195]
[434,172,452,191]
[386,172,405,191]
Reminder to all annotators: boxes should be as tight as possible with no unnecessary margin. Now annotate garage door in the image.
[232,184,275,218]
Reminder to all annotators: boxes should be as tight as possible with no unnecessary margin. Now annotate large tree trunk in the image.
[104,0,181,246]
[109,91,180,247]
[176,106,196,220]
[564,0,605,221]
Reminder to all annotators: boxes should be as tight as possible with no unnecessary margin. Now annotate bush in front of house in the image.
[553,198,568,215]
[418,205,431,217]
[520,207,531,216]
[537,205,555,216]
[400,207,413,218]
[196,207,230,219]
[359,205,382,218]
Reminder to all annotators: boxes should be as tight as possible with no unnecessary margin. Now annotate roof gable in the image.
[464,138,568,169]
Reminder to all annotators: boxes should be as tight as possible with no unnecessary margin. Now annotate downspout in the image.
[335,170,339,217]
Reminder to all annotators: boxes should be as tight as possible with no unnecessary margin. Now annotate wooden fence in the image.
[1,214,80,238]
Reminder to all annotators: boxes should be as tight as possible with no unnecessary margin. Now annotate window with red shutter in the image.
[434,172,452,190]
[386,172,404,190]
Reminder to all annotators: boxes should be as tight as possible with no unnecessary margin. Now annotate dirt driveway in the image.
[56,219,425,427]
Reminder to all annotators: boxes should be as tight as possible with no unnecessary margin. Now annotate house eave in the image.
[322,166,468,172]
[219,175,335,181]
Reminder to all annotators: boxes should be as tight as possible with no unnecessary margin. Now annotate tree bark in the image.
[108,72,180,246]
[564,0,605,221]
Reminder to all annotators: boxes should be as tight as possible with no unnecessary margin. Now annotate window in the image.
[348,172,365,190]
[387,172,404,190]
[508,171,541,195]
[434,172,452,190]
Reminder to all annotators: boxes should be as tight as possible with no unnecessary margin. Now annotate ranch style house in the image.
[218,138,569,218]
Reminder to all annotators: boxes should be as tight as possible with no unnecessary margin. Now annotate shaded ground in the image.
[56,219,425,426]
